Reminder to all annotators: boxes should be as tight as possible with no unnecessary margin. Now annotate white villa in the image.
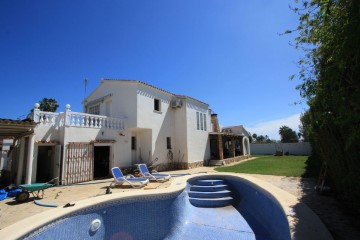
[0,80,251,185]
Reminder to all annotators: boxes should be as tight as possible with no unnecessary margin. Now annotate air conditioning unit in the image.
[171,98,183,108]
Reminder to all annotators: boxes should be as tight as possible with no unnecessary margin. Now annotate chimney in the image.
[211,114,220,133]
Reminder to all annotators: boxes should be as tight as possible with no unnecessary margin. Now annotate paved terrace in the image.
[0,166,359,239]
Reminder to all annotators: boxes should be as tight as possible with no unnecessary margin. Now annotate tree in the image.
[287,0,360,213]
[250,133,276,143]
[299,110,312,142]
[279,126,299,143]
[39,98,59,112]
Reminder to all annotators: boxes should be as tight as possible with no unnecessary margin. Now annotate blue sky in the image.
[0,0,307,140]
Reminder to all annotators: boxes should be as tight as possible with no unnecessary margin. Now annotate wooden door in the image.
[64,143,93,184]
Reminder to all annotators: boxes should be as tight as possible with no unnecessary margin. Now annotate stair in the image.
[188,179,233,208]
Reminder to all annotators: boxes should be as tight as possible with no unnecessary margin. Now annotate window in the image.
[196,112,200,130]
[88,104,100,115]
[196,112,207,131]
[203,114,207,131]
[131,137,136,150]
[154,99,161,111]
[166,137,172,149]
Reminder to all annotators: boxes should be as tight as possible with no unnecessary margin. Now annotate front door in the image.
[36,146,53,182]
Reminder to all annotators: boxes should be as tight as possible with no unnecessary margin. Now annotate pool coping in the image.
[0,172,333,240]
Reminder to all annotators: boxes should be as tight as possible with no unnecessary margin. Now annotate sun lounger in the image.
[138,164,171,182]
[111,167,149,188]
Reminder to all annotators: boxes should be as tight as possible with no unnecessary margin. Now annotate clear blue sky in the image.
[0,0,307,140]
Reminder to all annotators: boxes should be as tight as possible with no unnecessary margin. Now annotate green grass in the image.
[215,155,311,177]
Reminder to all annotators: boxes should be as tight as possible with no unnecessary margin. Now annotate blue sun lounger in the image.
[138,164,171,182]
[111,167,149,188]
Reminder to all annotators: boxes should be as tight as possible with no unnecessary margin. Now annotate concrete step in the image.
[189,196,233,208]
[190,184,228,192]
[193,179,225,186]
[188,190,231,198]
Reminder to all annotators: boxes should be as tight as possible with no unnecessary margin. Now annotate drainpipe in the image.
[25,134,35,184]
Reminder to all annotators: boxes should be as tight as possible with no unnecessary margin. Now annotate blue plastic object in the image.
[8,188,22,197]
[0,189,8,201]
[34,200,58,207]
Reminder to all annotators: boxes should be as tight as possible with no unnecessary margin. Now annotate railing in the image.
[33,109,125,130]
[66,112,125,130]
[34,111,62,127]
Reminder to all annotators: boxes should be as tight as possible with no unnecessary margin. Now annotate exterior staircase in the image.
[188,179,233,208]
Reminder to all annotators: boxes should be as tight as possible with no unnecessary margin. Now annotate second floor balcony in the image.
[32,104,125,130]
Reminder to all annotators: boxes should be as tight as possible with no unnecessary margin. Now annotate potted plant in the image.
[132,167,141,177]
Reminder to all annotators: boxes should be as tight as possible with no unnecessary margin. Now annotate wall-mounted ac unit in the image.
[171,98,183,108]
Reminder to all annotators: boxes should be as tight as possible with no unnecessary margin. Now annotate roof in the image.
[86,79,209,106]
[222,125,250,137]
[0,118,37,138]
[209,132,245,138]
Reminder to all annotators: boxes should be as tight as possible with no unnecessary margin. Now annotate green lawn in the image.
[215,155,311,177]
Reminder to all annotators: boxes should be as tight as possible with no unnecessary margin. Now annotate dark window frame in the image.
[166,137,172,149]
[131,136,136,150]
[154,99,161,111]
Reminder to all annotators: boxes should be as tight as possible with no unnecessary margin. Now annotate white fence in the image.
[251,142,312,156]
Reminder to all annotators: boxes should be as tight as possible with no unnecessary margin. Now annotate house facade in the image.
[3,80,250,185]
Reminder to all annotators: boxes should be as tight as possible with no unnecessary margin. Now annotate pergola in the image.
[0,119,37,184]
[0,119,37,139]
[209,132,245,160]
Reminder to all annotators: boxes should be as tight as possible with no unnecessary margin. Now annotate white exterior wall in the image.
[136,84,174,166]
[173,98,188,163]
[186,99,210,163]
[251,142,312,156]
[34,124,62,143]
[84,80,138,126]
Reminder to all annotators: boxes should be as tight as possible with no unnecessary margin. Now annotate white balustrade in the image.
[35,111,125,130]
[66,112,125,130]
[35,112,60,126]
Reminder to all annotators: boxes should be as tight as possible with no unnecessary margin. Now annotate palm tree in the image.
[39,98,59,112]
[279,125,299,143]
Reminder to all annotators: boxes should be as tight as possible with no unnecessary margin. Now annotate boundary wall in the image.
[250,142,311,156]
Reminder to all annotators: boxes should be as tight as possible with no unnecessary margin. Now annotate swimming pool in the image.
[0,173,333,240]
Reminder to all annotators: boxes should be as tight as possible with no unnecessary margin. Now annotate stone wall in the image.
[154,161,205,171]
[222,155,252,165]
[154,155,252,171]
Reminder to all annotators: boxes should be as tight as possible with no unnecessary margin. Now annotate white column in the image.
[25,134,35,184]
[16,138,25,185]
[33,103,40,122]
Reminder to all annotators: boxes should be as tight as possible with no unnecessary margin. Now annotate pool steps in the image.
[188,179,233,208]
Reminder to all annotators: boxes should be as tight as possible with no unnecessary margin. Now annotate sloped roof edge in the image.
[96,79,209,106]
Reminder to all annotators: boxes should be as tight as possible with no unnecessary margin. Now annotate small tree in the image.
[299,110,312,142]
[279,126,299,143]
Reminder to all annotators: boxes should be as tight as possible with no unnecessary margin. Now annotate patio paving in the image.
[0,166,359,240]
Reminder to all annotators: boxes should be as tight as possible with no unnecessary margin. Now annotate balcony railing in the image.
[66,112,125,129]
[33,108,125,130]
